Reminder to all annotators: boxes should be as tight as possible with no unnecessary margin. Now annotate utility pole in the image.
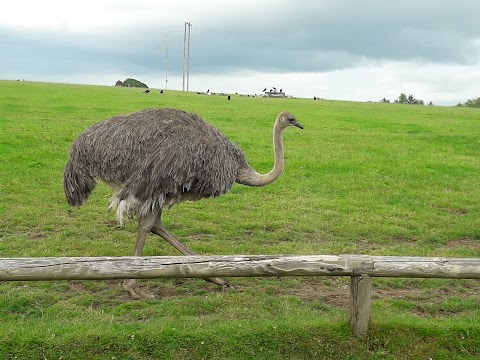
[182,23,186,91]
[162,33,169,89]
[182,21,192,91]
[186,22,191,91]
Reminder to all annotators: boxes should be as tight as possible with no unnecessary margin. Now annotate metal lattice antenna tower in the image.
[182,22,192,91]
[162,33,169,90]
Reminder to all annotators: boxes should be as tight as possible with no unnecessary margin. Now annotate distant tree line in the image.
[455,97,480,108]
[380,93,433,106]
[394,93,425,105]
[381,93,480,107]
[115,78,148,88]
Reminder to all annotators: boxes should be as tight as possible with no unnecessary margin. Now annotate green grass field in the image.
[1,80,479,359]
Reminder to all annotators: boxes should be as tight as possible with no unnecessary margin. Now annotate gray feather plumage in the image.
[64,108,252,223]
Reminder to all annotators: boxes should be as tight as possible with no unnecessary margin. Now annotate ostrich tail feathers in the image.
[63,160,96,207]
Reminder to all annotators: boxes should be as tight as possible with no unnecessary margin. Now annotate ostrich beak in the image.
[294,121,304,130]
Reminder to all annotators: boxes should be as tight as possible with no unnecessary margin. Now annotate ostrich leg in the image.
[151,212,230,287]
[123,214,157,299]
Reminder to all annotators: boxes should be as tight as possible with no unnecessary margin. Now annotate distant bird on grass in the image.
[227,95,231,100]
[143,89,150,94]
[64,108,303,299]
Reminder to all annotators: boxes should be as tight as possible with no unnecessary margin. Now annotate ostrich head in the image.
[276,111,304,130]
[235,110,303,187]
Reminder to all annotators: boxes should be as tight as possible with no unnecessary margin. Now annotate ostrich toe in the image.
[123,279,156,300]
[205,277,230,288]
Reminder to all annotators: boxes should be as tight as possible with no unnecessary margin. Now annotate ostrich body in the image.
[64,108,303,298]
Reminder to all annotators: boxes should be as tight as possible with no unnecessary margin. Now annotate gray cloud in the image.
[187,1,480,74]
[0,28,162,78]
[4,1,480,78]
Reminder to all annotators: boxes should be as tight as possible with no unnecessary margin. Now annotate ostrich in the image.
[64,108,303,299]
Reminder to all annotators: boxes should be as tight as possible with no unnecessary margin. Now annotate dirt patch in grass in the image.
[104,219,120,228]
[448,208,468,215]
[25,231,48,240]
[184,233,215,241]
[289,277,351,308]
[65,276,479,319]
[267,277,480,314]
[443,238,480,249]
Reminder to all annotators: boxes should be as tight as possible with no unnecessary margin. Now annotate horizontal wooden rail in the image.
[2,254,478,337]
[1,254,479,281]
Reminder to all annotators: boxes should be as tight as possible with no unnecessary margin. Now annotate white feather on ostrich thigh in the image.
[109,193,166,226]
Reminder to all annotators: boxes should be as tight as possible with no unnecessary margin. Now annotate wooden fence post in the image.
[349,275,372,337]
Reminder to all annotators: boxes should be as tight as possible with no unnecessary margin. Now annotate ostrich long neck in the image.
[237,121,285,187]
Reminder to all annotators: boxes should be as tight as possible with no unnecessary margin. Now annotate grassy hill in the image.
[1,80,479,359]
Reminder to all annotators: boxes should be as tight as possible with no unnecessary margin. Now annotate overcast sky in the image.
[1,0,480,105]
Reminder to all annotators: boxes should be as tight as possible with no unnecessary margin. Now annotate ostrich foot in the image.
[123,279,156,300]
[204,277,230,288]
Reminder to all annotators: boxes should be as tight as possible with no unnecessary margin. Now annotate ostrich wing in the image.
[115,123,247,213]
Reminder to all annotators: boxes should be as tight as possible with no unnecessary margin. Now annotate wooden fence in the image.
[1,254,479,336]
